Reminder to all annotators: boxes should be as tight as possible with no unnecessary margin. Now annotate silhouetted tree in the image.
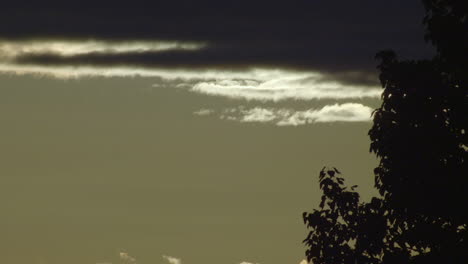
[422,0,468,82]
[371,50,467,220]
[303,168,411,264]
[304,1,467,263]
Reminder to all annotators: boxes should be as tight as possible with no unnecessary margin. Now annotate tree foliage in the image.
[303,168,393,264]
[304,168,467,264]
[370,50,467,223]
[422,0,468,77]
[304,1,467,263]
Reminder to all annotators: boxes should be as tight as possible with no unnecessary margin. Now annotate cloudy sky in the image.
[0,1,434,264]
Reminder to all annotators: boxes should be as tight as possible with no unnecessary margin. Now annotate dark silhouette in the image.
[304,1,467,263]
[303,168,403,264]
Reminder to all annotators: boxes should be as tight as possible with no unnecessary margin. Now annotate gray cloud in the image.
[7,44,383,86]
[0,39,385,87]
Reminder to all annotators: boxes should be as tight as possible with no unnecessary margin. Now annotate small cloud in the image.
[218,103,373,126]
[119,252,137,264]
[277,103,373,125]
[193,109,214,116]
[163,255,181,264]
[239,261,260,264]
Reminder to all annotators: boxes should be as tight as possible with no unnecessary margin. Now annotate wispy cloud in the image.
[191,76,381,101]
[0,62,380,102]
[0,40,205,59]
[162,255,181,264]
[193,109,215,116]
[276,103,373,125]
[238,107,279,123]
[98,253,181,264]
[0,63,285,80]
[119,252,137,264]
[194,103,373,126]
[0,40,381,127]
[0,40,381,101]
[239,261,260,264]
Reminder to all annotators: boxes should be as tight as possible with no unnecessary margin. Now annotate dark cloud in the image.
[0,1,430,41]
[1,0,435,85]
[12,44,381,86]
[12,43,373,70]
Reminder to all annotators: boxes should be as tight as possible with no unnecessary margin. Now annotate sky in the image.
[0,1,435,264]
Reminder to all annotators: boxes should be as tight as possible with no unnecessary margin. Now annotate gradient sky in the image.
[0,1,435,264]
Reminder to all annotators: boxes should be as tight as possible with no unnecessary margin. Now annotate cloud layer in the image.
[0,38,384,88]
[0,1,433,74]
[0,6,392,127]
[0,0,434,88]
[0,47,382,103]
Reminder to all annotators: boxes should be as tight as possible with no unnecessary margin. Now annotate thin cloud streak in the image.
[0,39,385,88]
[0,63,297,80]
[191,77,381,101]
[0,40,385,94]
[0,39,205,59]
[193,109,215,116]
[0,64,381,101]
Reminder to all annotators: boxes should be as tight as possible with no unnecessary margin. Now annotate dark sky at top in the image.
[1,1,435,85]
